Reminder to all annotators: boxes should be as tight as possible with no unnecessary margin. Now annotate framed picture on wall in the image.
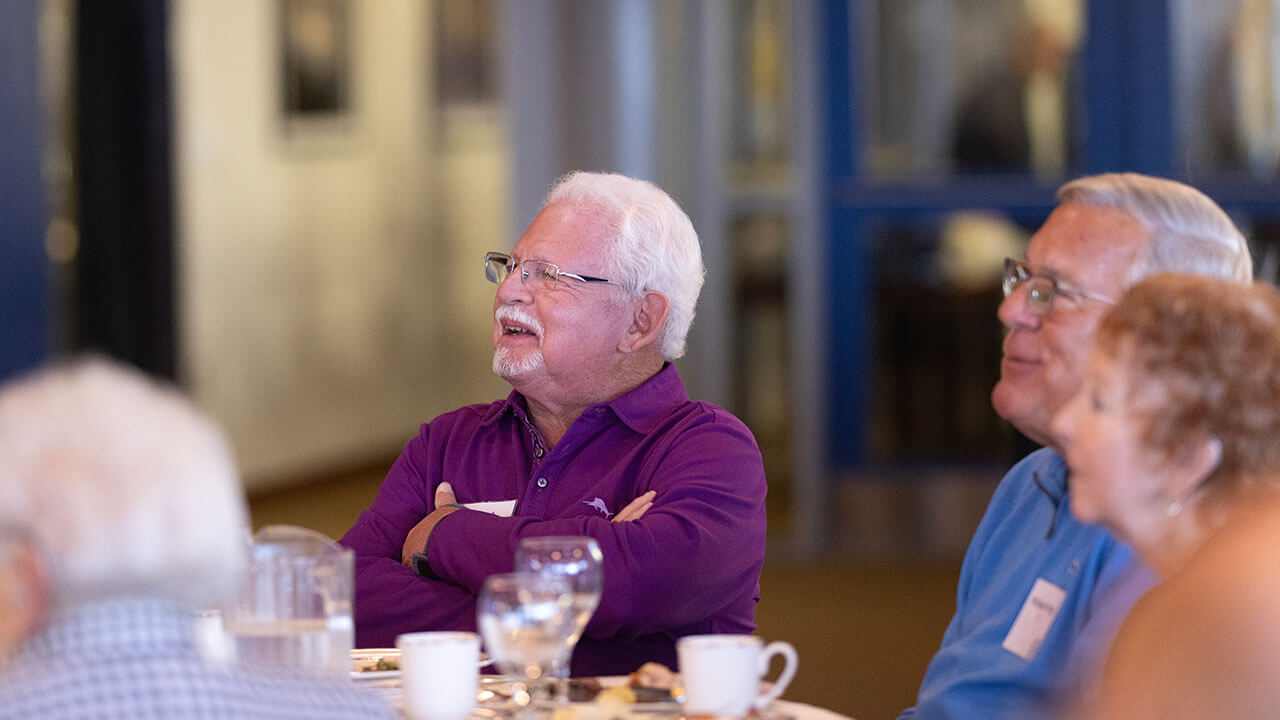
[435,0,496,107]
[280,0,352,131]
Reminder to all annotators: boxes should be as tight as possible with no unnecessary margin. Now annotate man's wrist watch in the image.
[409,503,465,580]
[410,550,441,580]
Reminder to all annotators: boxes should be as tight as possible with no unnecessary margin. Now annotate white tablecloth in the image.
[774,699,856,720]
[357,674,855,720]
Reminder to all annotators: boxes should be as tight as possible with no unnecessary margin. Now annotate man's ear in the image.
[0,540,49,657]
[619,290,670,353]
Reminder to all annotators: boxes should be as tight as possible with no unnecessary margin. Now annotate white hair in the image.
[1058,173,1253,285]
[545,171,706,360]
[0,357,248,613]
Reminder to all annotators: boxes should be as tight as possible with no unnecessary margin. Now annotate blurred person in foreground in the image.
[900,173,1253,719]
[1050,273,1280,717]
[1094,498,1280,719]
[0,358,394,720]
[340,171,766,676]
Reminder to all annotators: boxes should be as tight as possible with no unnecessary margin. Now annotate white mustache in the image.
[495,305,544,336]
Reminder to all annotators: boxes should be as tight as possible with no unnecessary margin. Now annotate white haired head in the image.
[545,171,705,360]
[1058,173,1253,285]
[0,357,248,613]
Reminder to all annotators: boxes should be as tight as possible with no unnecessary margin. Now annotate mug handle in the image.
[754,640,799,710]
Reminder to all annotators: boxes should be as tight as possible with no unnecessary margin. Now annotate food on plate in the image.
[351,655,399,672]
[547,687,635,720]
[595,685,638,705]
[550,675,678,716]
[548,681,665,720]
[627,662,680,690]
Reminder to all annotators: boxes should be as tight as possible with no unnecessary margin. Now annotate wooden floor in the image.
[249,472,960,720]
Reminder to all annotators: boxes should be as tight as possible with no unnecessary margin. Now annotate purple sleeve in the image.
[339,430,479,648]
[426,409,767,640]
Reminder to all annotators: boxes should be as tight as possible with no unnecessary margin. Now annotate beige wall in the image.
[172,0,507,489]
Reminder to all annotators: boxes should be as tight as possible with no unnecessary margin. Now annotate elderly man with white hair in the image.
[0,358,394,719]
[341,171,767,677]
[901,173,1254,719]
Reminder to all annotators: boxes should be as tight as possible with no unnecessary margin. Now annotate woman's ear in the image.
[1167,435,1224,506]
[1190,436,1224,485]
[620,291,670,353]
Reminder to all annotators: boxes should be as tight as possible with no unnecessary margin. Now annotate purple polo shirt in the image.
[339,363,767,676]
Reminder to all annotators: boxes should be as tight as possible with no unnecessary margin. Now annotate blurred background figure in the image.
[1052,273,1280,711]
[951,0,1081,176]
[1093,497,1280,719]
[0,357,393,719]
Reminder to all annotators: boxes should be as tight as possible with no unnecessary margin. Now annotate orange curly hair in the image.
[1095,273,1280,497]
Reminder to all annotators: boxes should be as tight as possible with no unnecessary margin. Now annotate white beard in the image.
[493,345,545,378]
[493,305,546,379]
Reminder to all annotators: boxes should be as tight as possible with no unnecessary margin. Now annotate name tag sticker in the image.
[461,500,517,517]
[1002,578,1067,661]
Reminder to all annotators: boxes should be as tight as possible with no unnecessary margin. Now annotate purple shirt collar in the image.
[479,362,688,436]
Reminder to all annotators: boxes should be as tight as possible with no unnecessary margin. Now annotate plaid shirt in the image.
[0,597,396,719]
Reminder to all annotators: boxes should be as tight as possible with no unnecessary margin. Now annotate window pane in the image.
[728,0,793,184]
[729,213,792,507]
[863,0,1084,179]
[868,212,1028,462]
[1174,0,1280,178]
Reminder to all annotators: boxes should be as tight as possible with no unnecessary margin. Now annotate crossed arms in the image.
[339,403,767,654]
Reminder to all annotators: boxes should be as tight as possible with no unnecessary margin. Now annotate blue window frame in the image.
[822,0,1280,470]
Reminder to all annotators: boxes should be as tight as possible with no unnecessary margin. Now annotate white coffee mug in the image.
[677,634,798,717]
[396,631,480,720]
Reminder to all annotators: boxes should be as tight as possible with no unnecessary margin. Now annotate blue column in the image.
[1083,0,1173,174]
[0,1,50,380]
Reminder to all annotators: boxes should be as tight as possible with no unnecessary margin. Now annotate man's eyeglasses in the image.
[1002,257,1116,315]
[483,251,621,292]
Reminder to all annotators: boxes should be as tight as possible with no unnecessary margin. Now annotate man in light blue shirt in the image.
[901,173,1253,719]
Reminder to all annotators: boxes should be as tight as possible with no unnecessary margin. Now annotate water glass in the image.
[476,571,575,710]
[513,536,603,683]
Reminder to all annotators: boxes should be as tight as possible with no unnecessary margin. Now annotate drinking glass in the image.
[513,536,602,691]
[477,572,575,713]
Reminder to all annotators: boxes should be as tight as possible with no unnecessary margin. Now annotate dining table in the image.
[351,664,855,720]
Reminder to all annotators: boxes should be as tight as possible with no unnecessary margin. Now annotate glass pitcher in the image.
[221,525,354,675]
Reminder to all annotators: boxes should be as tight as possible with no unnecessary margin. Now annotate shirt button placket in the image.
[527,422,546,459]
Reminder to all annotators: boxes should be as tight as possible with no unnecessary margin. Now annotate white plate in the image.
[350,648,401,681]
[349,647,491,680]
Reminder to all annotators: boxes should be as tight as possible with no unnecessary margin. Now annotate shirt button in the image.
[534,447,544,458]
[536,477,548,488]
